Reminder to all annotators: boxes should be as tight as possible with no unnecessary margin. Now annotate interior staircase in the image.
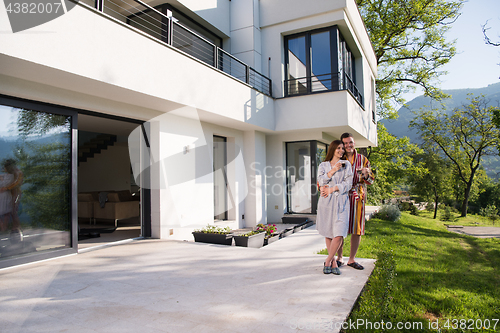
[78,134,117,165]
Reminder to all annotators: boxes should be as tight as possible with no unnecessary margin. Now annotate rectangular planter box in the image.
[233,232,265,248]
[281,228,294,238]
[192,232,233,245]
[264,235,280,246]
[303,221,314,229]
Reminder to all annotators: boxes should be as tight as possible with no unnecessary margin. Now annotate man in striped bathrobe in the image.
[336,133,374,270]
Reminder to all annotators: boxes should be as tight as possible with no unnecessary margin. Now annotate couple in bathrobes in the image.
[316,140,353,275]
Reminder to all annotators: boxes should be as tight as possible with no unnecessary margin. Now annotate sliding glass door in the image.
[286,141,328,214]
[0,96,76,268]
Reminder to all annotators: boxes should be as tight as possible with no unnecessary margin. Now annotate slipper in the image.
[336,260,344,267]
[323,262,332,274]
[347,262,364,270]
[331,267,341,275]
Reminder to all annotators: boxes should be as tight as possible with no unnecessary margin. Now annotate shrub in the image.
[409,204,418,216]
[480,204,499,225]
[398,201,411,211]
[399,201,419,216]
[375,204,401,222]
[440,205,456,222]
[426,202,435,212]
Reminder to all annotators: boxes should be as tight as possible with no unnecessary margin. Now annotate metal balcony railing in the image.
[345,74,363,106]
[93,0,272,96]
[284,72,363,107]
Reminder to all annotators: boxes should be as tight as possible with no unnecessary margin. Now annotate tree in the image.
[356,0,463,119]
[494,107,500,151]
[366,122,424,204]
[482,20,500,47]
[409,95,500,217]
[409,148,453,218]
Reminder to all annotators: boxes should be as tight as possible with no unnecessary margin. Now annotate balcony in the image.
[93,0,272,96]
[284,72,363,107]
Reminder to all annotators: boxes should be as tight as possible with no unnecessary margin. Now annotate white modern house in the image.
[0,0,377,267]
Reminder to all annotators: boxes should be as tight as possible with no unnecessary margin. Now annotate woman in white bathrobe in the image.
[316,140,353,275]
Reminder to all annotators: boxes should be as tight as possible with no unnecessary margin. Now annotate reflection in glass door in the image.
[286,141,328,214]
[286,142,312,213]
[213,136,227,220]
[0,103,72,264]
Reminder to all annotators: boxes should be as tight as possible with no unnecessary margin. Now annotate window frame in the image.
[284,25,362,105]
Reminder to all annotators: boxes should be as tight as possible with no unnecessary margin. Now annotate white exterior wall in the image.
[243,130,267,227]
[146,111,249,239]
[0,0,377,241]
[177,0,231,36]
[230,0,262,72]
[259,0,377,146]
[0,3,274,131]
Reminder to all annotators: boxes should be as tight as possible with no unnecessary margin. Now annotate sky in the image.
[403,0,500,101]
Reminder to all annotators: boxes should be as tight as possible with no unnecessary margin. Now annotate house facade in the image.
[0,0,377,268]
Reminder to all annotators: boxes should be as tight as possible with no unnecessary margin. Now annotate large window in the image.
[0,100,74,265]
[285,26,362,104]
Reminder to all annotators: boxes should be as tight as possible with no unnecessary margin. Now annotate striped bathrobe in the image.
[346,149,374,235]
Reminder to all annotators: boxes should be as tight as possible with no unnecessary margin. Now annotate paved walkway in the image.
[446,225,500,238]
[0,226,375,333]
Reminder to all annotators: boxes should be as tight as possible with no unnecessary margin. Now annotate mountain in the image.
[381,82,500,178]
[382,82,500,142]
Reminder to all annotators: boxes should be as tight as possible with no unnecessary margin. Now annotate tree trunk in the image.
[433,189,439,219]
[434,198,438,219]
[461,181,473,217]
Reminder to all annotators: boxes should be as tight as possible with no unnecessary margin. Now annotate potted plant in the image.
[257,224,280,246]
[233,230,266,248]
[192,225,233,245]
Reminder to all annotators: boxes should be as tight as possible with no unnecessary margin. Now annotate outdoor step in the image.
[281,216,311,224]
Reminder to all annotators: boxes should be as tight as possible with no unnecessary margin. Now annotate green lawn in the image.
[320,212,500,332]
[419,210,499,227]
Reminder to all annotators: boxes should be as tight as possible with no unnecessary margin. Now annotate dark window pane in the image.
[311,31,332,91]
[287,36,307,95]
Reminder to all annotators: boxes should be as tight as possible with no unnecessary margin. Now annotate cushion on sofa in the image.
[107,193,120,202]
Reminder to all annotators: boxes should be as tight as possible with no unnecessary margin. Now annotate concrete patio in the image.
[0,226,375,332]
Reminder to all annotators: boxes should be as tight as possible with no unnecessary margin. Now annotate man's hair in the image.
[340,132,353,141]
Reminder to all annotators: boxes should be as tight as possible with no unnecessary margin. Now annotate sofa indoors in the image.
[78,190,140,227]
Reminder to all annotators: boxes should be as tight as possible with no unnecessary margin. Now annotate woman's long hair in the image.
[324,140,346,162]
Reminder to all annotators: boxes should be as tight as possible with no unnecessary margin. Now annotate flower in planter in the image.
[256,223,278,238]
[193,224,232,234]
[238,230,263,237]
